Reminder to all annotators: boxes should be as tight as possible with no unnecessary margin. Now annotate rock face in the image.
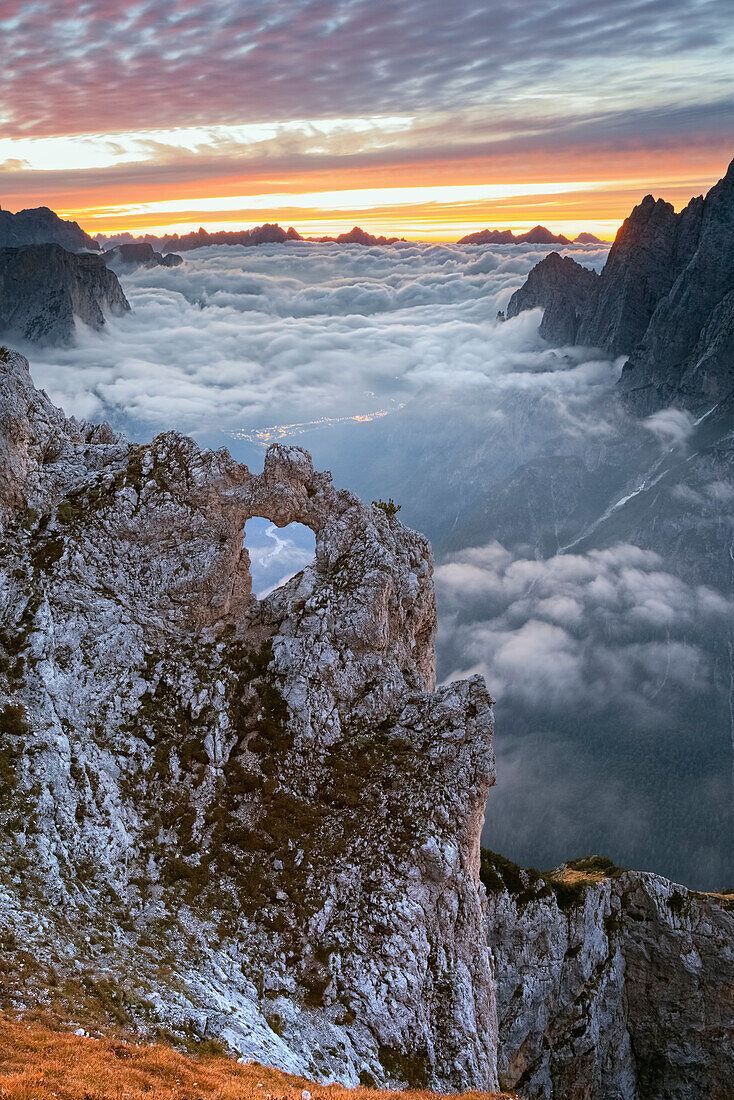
[506,252,599,344]
[0,347,497,1090]
[506,157,734,414]
[0,206,99,251]
[620,160,734,413]
[104,243,183,269]
[577,194,703,356]
[482,852,734,1100]
[0,244,130,344]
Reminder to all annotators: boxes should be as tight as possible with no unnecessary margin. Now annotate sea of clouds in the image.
[437,541,732,717]
[24,240,610,434]
[18,240,733,887]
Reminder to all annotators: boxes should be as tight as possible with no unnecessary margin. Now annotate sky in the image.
[1,0,733,239]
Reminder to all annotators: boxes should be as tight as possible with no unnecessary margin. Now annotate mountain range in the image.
[98,224,407,251]
[458,226,602,246]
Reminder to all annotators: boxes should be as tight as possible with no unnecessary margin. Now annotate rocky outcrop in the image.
[0,205,99,252]
[0,244,130,344]
[506,252,599,344]
[104,242,182,269]
[0,348,497,1090]
[482,852,734,1100]
[506,157,734,414]
[1,350,731,1096]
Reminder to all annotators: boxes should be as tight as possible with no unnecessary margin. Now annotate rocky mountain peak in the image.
[506,251,599,344]
[0,205,99,251]
[506,155,734,414]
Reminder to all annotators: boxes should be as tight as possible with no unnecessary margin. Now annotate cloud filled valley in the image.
[23,240,610,432]
[18,239,734,889]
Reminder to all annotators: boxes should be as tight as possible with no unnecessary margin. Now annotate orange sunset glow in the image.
[4,150,730,242]
[1,0,732,242]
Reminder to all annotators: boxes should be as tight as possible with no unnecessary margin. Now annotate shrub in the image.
[56,498,85,525]
[372,498,401,518]
[667,889,686,916]
[552,879,587,910]
[0,704,28,737]
[566,855,624,877]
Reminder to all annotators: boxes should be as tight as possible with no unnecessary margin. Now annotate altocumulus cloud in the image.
[23,241,610,435]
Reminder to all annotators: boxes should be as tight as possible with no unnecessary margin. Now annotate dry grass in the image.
[0,1014,514,1100]
[549,868,606,887]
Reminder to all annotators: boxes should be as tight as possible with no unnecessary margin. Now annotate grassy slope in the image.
[0,1015,514,1100]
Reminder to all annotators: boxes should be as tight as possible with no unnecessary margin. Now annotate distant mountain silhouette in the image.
[458,225,574,245]
[305,226,405,245]
[99,224,303,253]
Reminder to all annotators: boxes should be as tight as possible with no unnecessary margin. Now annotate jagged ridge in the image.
[505,156,734,414]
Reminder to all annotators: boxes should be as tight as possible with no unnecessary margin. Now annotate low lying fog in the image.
[25,239,609,433]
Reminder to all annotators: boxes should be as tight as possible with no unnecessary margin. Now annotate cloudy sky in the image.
[1,0,732,238]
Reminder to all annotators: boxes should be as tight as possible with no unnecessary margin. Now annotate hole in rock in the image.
[244,517,316,599]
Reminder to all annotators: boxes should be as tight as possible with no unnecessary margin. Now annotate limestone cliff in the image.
[620,158,734,413]
[0,346,497,1090]
[482,852,734,1100]
[505,252,599,345]
[0,244,130,344]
